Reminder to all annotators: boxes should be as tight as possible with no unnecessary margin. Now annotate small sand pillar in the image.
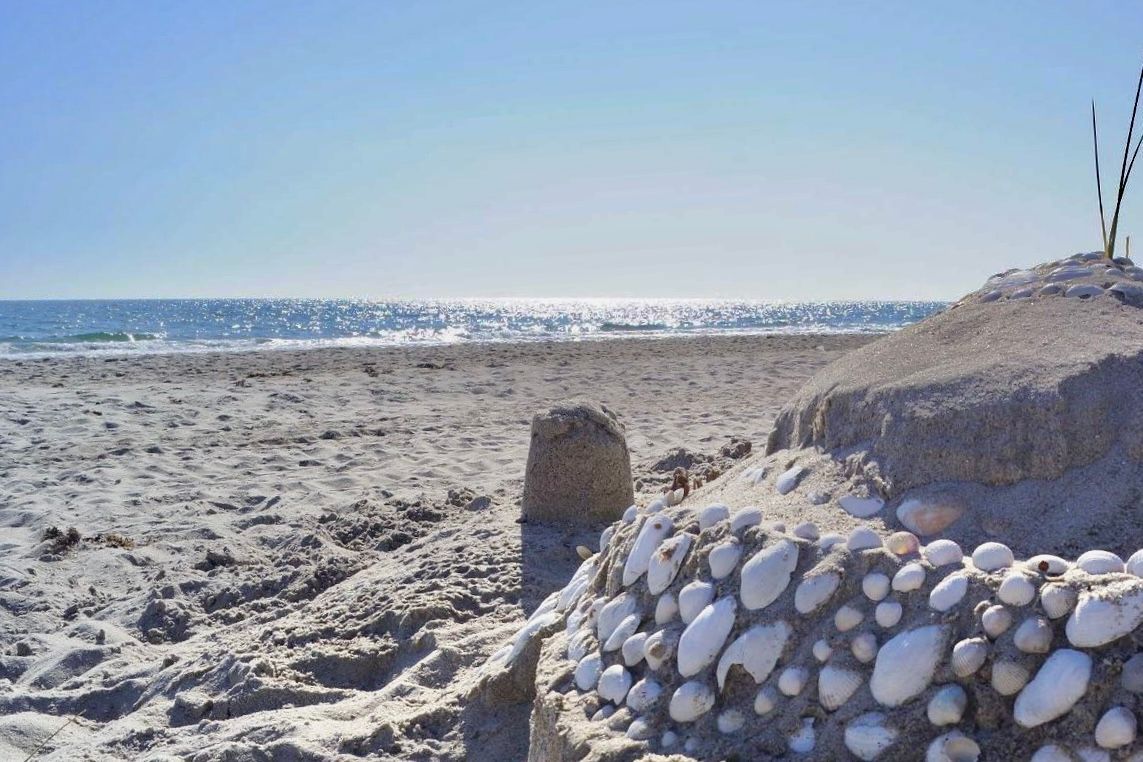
[521,400,634,524]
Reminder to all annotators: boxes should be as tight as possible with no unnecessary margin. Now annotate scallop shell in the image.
[863,573,891,602]
[844,713,898,761]
[927,684,968,726]
[647,533,693,594]
[997,572,1036,607]
[991,660,1030,696]
[951,637,988,677]
[982,604,1013,638]
[819,664,864,710]
[852,632,879,663]
[835,604,865,632]
[1013,616,1053,654]
[971,541,1014,572]
[1076,549,1125,575]
[1038,583,1076,619]
[923,539,964,567]
[875,601,903,629]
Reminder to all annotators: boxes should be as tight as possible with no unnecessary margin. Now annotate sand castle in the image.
[483,252,1143,760]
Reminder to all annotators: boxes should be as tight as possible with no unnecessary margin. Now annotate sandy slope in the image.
[0,334,871,761]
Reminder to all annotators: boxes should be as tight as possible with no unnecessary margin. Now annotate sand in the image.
[0,334,871,761]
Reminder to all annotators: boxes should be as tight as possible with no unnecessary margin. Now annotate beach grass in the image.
[1092,64,1143,260]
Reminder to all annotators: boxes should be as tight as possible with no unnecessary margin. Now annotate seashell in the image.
[875,601,903,629]
[844,712,898,761]
[591,704,615,721]
[643,628,678,670]
[622,632,648,666]
[929,573,968,612]
[647,533,693,594]
[870,625,946,706]
[599,526,616,553]
[717,708,745,734]
[660,730,678,748]
[991,660,1029,696]
[835,604,865,632]
[678,581,715,624]
[775,465,805,494]
[1076,549,1125,575]
[698,503,730,530]
[897,497,965,536]
[708,538,742,580]
[597,664,632,703]
[818,533,847,551]
[668,680,715,722]
[1066,584,1143,647]
[998,573,1037,607]
[740,539,799,610]
[625,677,662,712]
[1013,616,1052,654]
[813,638,833,662]
[886,531,921,556]
[795,572,842,614]
[788,718,816,754]
[847,527,882,551]
[971,542,1014,572]
[863,573,891,601]
[892,563,926,592]
[923,539,964,567]
[730,506,763,532]
[819,664,864,710]
[558,559,596,612]
[1122,652,1143,693]
[778,665,809,696]
[576,545,593,561]
[716,620,791,689]
[840,494,885,518]
[1095,706,1137,749]
[1029,746,1072,762]
[622,505,638,523]
[951,637,988,677]
[647,498,667,513]
[1025,554,1071,576]
[927,684,968,726]
[852,632,879,663]
[982,604,1013,638]
[742,466,766,485]
[1126,548,1143,577]
[677,596,736,676]
[1075,747,1111,762]
[567,628,596,662]
[625,718,654,740]
[793,521,819,540]
[597,593,639,642]
[574,653,603,691]
[604,613,641,652]
[622,515,674,585]
[1014,648,1092,727]
[925,731,981,762]
[655,592,678,624]
[754,685,779,715]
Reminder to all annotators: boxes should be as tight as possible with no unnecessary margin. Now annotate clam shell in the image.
[997,572,1036,607]
[839,494,885,518]
[892,562,926,592]
[819,665,864,710]
[647,533,692,594]
[775,465,805,494]
[643,628,679,670]
[1013,616,1053,654]
[848,526,882,551]
[603,613,641,652]
[991,660,1030,696]
[717,708,745,734]
[730,506,763,532]
[875,601,903,629]
[951,637,989,677]
[655,592,679,624]
[597,664,632,703]
[678,596,737,678]
[1094,706,1137,749]
[698,503,730,529]
[795,572,842,614]
[852,632,879,663]
[1014,649,1092,728]
[678,581,715,624]
[923,539,964,567]
[1126,548,1143,577]
[622,515,674,585]
[597,593,639,642]
[778,665,809,696]
[863,573,891,601]
[1030,745,1072,762]
[1066,585,1143,647]
[1076,549,1125,575]
[835,604,865,632]
[739,539,799,610]
[886,531,921,556]
[812,638,833,662]
[971,542,1014,572]
[929,573,969,612]
[574,653,603,690]
[844,713,898,761]
[793,521,819,540]
[927,684,968,726]
[925,731,981,762]
[668,680,715,722]
[788,718,816,753]
[754,685,778,715]
[870,625,945,707]
[1039,583,1076,619]
[1024,554,1071,576]
[707,538,742,580]
[982,604,1013,638]
[622,632,648,666]
[715,620,791,689]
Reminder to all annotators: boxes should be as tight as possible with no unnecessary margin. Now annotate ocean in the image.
[0,299,946,358]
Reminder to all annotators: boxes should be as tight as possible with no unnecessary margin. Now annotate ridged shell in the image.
[835,604,865,632]
[951,637,988,677]
[1039,583,1077,619]
[819,665,864,710]
[1014,649,1092,728]
[923,539,964,567]
[1076,549,1125,575]
[997,573,1036,607]
[875,601,903,629]
[739,539,799,610]
[972,542,1014,572]
[707,538,742,580]
[852,632,879,663]
[647,533,692,594]
[844,713,898,761]
[1013,617,1053,654]
[982,604,1013,638]
[929,573,968,612]
[863,573,891,601]
[927,684,968,726]
[991,660,1030,696]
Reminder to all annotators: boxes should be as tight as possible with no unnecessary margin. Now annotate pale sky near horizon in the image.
[2,2,1143,301]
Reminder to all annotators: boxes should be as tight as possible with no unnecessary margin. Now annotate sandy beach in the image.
[0,333,872,760]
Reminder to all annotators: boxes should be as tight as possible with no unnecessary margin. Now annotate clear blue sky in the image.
[2,2,1142,300]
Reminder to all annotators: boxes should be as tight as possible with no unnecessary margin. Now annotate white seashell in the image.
[927,684,967,726]
[852,632,879,663]
[1030,745,1072,762]
[567,629,596,663]
[875,601,903,629]
[604,613,641,652]
[991,660,1029,696]
[788,718,816,754]
[1075,748,1111,762]
[1076,549,1125,575]
[708,538,742,580]
[971,542,1014,572]
[1122,652,1143,692]
[885,531,920,556]
[626,718,654,740]
[574,653,603,691]
[848,526,882,551]
[599,526,616,553]
[863,573,891,601]
[793,521,819,541]
[925,731,981,762]
[622,632,648,666]
[1126,548,1143,577]
[870,625,946,706]
[1025,554,1071,576]
[1066,583,1143,647]
[997,573,1036,607]
[1095,706,1137,748]
[832,604,862,632]
[754,685,779,715]
[591,704,615,721]
[812,638,833,662]
[716,620,791,690]
[818,532,847,551]
[597,664,632,703]
[597,593,639,642]
[929,573,968,612]
[951,637,988,677]
[622,505,638,523]
[660,730,678,748]
[776,465,805,494]
[840,494,885,518]
[623,515,674,585]
[647,497,667,513]
[654,592,678,624]
[668,680,715,722]
[558,560,595,613]
[677,596,736,677]
[717,708,745,734]
[1014,649,1092,727]
[819,664,864,710]
[730,506,763,532]
[892,563,926,592]
[643,629,678,670]
[982,604,1013,638]
[647,533,693,594]
[740,539,799,610]
[923,539,964,567]
[795,573,841,614]
[678,581,715,624]
[844,713,898,761]
[1013,616,1053,654]
[625,677,662,712]
[698,503,730,529]
[778,665,809,696]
